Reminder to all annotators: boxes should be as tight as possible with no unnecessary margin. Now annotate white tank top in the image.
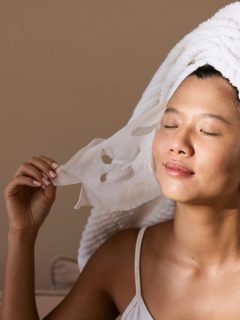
[120,226,154,320]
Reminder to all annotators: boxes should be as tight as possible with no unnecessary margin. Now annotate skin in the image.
[3,75,240,319]
[152,75,240,274]
[113,75,240,319]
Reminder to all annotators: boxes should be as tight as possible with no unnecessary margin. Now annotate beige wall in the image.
[0,0,232,290]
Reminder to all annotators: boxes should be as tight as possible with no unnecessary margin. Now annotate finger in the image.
[38,155,59,170]
[26,157,57,181]
[15,162,47,185]
[4,176,45,197]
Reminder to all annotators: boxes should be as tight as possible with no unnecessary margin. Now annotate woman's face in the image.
[152,76,240,207]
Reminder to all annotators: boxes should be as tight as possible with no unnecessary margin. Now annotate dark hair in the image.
[187,64,240,106]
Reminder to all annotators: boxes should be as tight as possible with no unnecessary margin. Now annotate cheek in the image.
[198,143,240,180]
[152,132,168,165]
[152,134,158,162]
[152,133,161,160]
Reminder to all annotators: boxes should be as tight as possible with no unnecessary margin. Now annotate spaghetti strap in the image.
[134,226,148,298]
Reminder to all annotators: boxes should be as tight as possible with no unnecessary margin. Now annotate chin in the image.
[160,185,195,203]
[162,189,213,206]
[162,193,190,203]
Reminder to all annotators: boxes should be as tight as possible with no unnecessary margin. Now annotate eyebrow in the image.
[164,107,231,126]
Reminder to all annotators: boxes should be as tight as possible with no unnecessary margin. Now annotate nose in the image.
[169,131,194,157]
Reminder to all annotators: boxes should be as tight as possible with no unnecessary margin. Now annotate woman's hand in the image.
[4,155,59,237]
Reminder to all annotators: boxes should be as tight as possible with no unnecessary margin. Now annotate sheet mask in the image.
[53,1,240,272]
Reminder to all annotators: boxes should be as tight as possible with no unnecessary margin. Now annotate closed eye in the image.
[162,125,219,136]
[200,129,219,136]
[163,125,177,129]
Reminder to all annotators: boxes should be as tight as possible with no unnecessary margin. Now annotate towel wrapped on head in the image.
[53,2,240,272]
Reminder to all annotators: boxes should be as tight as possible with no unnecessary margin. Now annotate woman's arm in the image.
[1,227,121,320]
[1,155,120,319]
[1,231,39,320]
[42,230,122,320]
[1,155,58,320]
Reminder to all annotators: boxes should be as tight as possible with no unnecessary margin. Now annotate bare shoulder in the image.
[106,221,174,312]
[42,227,140,320]
[104,220,173,276]
[102,227,142,311]
[103,227,140,258]
[42,223,173,319]
[81,227,141,287]
[102,227,141,289]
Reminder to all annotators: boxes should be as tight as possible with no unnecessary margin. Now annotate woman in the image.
[2,63,240,319]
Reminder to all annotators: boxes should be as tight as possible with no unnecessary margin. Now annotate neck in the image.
[170,199,240,273]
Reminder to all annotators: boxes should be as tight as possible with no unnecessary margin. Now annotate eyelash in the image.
[162,125,219,136]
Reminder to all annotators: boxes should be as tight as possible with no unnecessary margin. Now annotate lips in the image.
[163,161,194,174]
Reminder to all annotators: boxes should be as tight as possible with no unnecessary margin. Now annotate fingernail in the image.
[52,162,59,169]
[42,172,48,180]
[49,170,57,178]
[33,180,41,186]
[42,177,50,185]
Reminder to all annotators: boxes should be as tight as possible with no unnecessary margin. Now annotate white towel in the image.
[53,2,240,272]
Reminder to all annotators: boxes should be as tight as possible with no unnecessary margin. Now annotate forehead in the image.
[166,76,238,117]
